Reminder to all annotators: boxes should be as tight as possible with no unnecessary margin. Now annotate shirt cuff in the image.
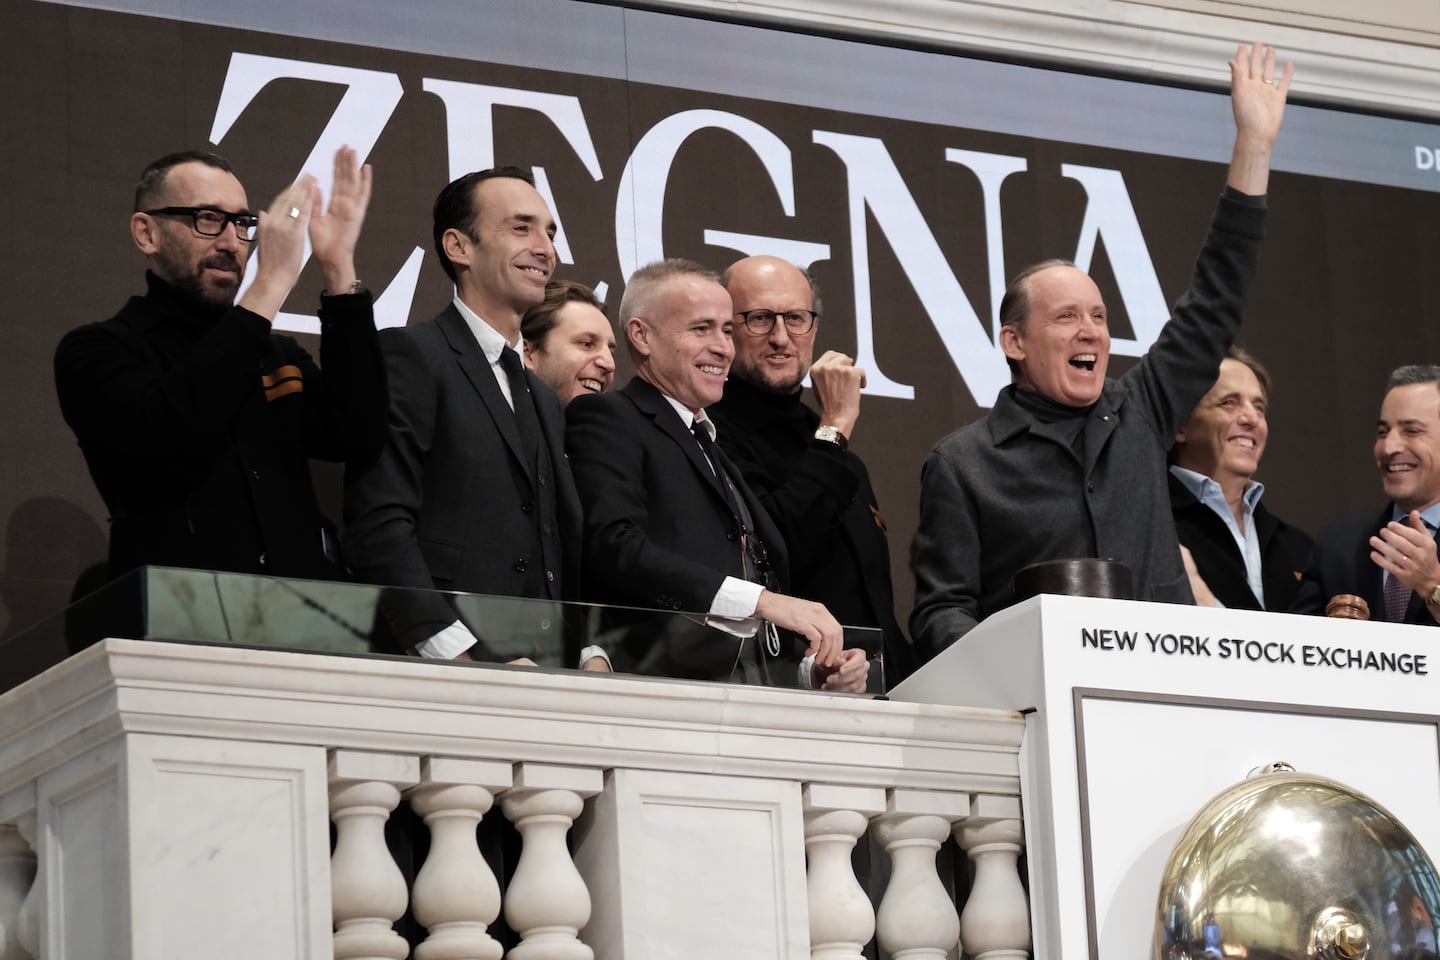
[416,620,478,659]
[798,653,816,689]
[710,576,764,619]
[578,644,611,669]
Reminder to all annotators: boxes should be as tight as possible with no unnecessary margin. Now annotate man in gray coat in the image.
[910,44,1293,661]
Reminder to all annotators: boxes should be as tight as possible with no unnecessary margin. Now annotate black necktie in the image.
[499,346,541,464]
[692,418,775,590]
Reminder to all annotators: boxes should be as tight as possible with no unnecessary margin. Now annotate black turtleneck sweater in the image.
[55,271,386,581]
[708,375,916,685]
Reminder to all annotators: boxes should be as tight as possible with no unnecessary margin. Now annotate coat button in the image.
[514,559,528,573]
[546,571,555,583]
[1087,482,1095,492]
[726,530,738,541]
[521,500,534,513]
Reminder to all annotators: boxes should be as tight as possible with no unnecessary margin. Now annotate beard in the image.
[153,234,246,308]
[730,356,805,396]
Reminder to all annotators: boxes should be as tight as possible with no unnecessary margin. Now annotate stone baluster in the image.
[955,796,1030,960]
[500,762,604,960]
[801,784,887,960]
[408,757,514,960]
[329,750,419,960]
[873,789,970,960]
[0,817,37,960]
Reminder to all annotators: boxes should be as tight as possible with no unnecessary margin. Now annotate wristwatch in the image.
[1425,583,1440,608]
[323,281,367,297]
[814,425,849,451]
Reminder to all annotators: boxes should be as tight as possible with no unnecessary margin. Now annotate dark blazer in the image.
[343,304,581,648]
[55,272,386,581]
[1291,506,1440,625]
[1169,473,1314,612]
[710,377,915,684]
[566,376,791,611]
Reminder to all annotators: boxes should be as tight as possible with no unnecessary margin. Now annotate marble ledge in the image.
[0,638,1024,800]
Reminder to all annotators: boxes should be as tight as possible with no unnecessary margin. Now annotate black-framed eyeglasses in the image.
[144,206,259,242]
[736,309,818,336]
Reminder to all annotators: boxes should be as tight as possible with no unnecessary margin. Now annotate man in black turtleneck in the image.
[54,147,386,582]
[710,256,915,687]
[910,42,1293,661]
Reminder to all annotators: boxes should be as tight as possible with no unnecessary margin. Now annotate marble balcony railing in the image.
[0,571,1029,960]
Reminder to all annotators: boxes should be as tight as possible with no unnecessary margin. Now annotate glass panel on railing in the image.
[0,566,883,696]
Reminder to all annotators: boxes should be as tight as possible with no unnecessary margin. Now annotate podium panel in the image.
[891,595,1440,959]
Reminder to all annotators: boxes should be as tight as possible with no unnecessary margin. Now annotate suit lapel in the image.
[436,306,533,481]
[625,378,730,508]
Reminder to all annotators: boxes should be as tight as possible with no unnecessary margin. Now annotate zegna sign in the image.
[219,51,1179,407]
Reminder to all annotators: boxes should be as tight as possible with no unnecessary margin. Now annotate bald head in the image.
[722,256,820,394]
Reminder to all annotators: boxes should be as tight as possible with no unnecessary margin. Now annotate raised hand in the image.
[309,145,373,294]
[1226,42,1294,196]
[810,350,866,440]
[238,175,318,321]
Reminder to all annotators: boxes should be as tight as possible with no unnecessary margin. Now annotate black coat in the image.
[342,305,581,652]
[709,377,915,685]
[54,272,386,581]
[566,377,801,680]
[1168,473,1314,611]
[1291,506,1440,625]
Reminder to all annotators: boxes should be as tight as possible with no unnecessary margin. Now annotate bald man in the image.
[708,255,915,686]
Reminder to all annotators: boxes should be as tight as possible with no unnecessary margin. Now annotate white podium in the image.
[891,595,1440,960]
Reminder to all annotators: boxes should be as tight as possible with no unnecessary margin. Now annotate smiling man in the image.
[521,280,616,403]
[910,44,1293,659]
[707,255,915,687]
[1293,366,1440,624]
[565,258,864,689]
[55,147,385,582]
[1170,347,1314,610]
[344,167,590,662]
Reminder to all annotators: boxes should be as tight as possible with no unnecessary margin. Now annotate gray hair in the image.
[1386,365,1440,393]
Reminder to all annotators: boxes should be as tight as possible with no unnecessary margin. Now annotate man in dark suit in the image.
[343,167,600,664]
[708,255,915,686]
[1170,347,1313,610]
[565,259,865,689]
[1293,365,1440,624]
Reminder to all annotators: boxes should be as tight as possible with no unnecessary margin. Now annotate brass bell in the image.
[1154,761,1440,959]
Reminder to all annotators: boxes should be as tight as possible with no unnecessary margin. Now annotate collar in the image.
[1390,500,1440,530]
[660,391,715,439]
[1170,466,1265,511]
[987,381,1124,444]
[143,270,232,326]
[452,295,521,361]
[716,375,807,425]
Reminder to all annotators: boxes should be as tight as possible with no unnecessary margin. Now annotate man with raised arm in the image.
[910,44,1293,661]
[55,146,384,582]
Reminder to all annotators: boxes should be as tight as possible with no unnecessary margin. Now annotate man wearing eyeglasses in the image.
[706,255,915,687]
[54,147,386,583]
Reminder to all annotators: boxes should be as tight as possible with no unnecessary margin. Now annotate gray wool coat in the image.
[909,191,1266,662]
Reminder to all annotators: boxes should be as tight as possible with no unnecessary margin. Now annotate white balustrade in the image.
[329,750,419,960]
[0,638,1026,960]
[873,790,970,960]
[801,783,887,960]
[0,817,36,960]
[501,763,604,960]
[408,756,513,960]
[956,797,1030,960]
